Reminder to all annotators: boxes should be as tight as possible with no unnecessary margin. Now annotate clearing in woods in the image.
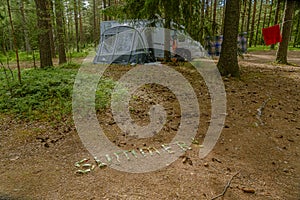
[0,50,299,200]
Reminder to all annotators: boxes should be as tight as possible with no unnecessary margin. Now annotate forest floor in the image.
[0,50,300,200]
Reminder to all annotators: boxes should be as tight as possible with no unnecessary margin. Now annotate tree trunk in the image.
[276,0,296,64]
[34,0,53,68]
[48,0,56,58]
[271,0,281,49]
[293,13,300,47]
[249,0,257,47]
[78,0,85,46]
[199,0,205,43]
[240,0,247,33]
[212,0,217,36]
[19,0,31,53]
[74,0,80,52]
[261,0,269,44]
[7,0,21,83]
[93,0,97,47]
[262,0,268,35]
[221,0,226,35]
[162,1,171,62]
[55,0,67,64]
[246,0,252,35]
[103,0,107,21]
[255,0,263,46]
[267,0,273,27]
[217,0,241,77]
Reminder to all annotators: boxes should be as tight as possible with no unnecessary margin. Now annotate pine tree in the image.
[34,0,53,68]
[217,0,241,77]
[276,0,296,64]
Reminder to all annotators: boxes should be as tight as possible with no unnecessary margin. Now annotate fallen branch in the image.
[211,171,240,200]
[256,96,271,125]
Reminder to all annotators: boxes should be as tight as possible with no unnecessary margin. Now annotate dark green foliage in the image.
[0,64,115,121]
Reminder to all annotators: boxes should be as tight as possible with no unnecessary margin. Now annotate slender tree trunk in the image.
[276,0,296,64]
[212,0,217,36]
[93,0,97,47]
[271,0,281,49]
[103,0,107,21]
[249,0,257,47]
[205,0,209,20]
[293,13,300,47]
[240,0,247,33]
[19,0,31,53]
[48,0,56,58]
[200,0,205,43]
[78,0,84,46]
[255,0,263,46]
[74,0,80,52]
[34,0,53,68]
[55,0,67,64]
[7,0,21,83]
[262,0,268,29]
[246,0,252,35]
[221,0,226,35]
[261,0,268,44]
[267,0,273,27]
[108,0,111,20]
[162,0,171,62]
[217,0,241,77]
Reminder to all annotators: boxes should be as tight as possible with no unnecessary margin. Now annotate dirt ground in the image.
[0,50,299,200]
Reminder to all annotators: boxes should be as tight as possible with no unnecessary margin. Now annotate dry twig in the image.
[256,96,271,125]
[211,171,240,200]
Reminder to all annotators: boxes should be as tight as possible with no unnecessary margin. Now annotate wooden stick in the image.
[211,171,240,200]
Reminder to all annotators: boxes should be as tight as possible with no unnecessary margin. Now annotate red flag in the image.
[262,25,282,46]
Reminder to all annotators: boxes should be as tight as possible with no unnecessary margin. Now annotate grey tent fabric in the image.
[93,26,153,64]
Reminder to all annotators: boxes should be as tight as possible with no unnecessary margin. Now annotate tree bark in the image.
[200,0,205,43]
[212,0,217,36]
[267,0,273,27]
[217,0,241,77]
[271,0,281,49]
[293,13,300,47]
[19,0,31,53]
[255,0,263,46]
[74,0,80,52]
[55,0,67,64]
[261,0,269,44]
[34,0,53,68]
[221,0,226,35]
[48,0,56,58]
[246,0,252,35]
[276,0,296,64]
[93,0,98,47]
[240,0,247,33]
[249,0,257,47]
[7,0,21,83]
[162,0,171,62]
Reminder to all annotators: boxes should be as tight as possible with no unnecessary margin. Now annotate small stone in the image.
[242,187,255,194]
[212,157,222,163]
[283,168,289,173]
[10,156,19,161]
[204,163,209,167]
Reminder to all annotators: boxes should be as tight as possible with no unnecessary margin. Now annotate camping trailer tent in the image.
[93,20,206,64]
[93,26,154,64]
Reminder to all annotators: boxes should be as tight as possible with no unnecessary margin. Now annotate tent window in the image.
[101,34,116,54]
[115,32,134,53]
